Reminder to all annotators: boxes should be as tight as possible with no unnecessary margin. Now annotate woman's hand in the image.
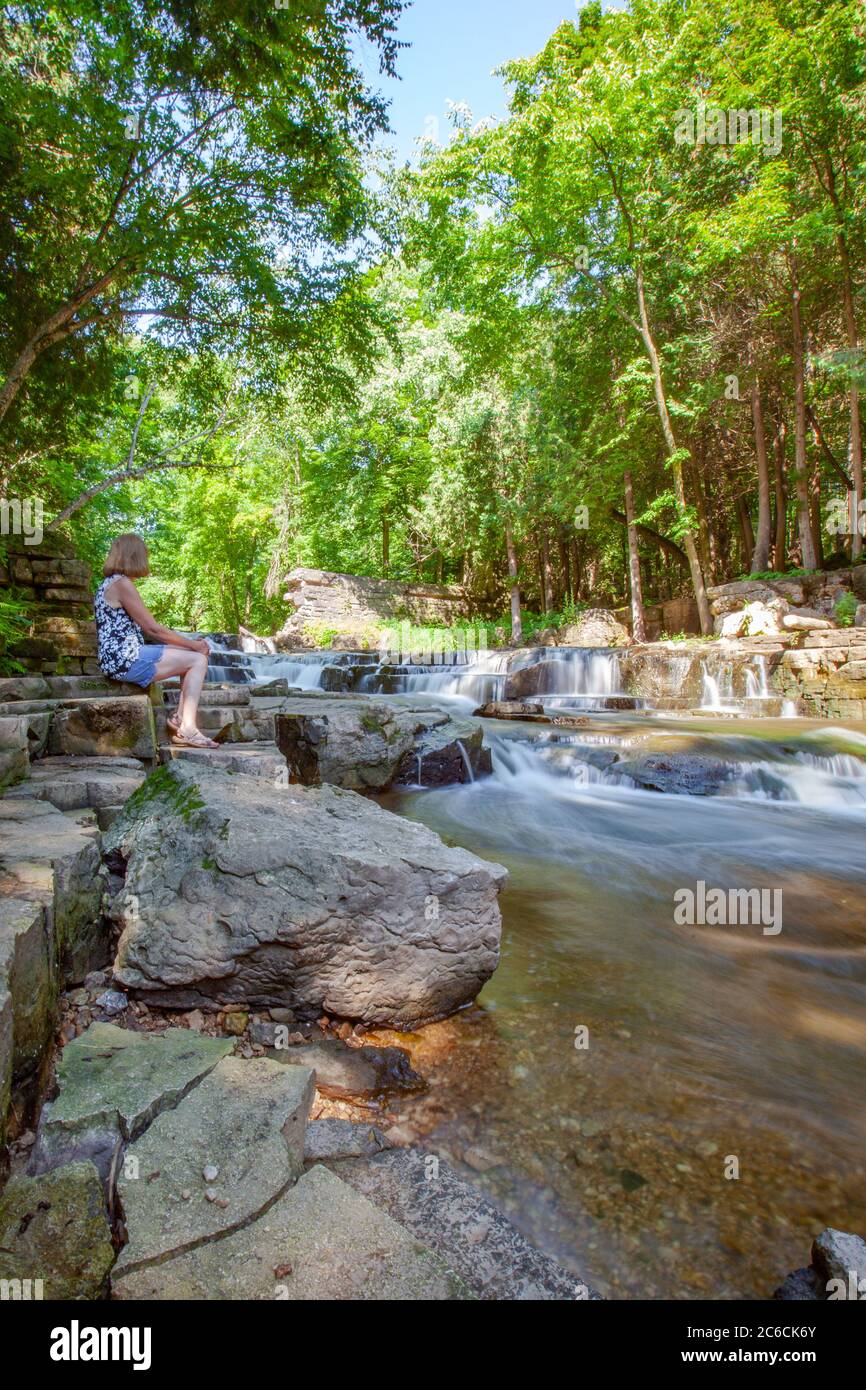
[114,579,212,654]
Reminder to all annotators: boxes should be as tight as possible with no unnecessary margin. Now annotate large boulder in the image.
[275,696,490,790]
[558,609,633,647]
[104,761,506,1026]
[275,698,412,789]
[393,717,491,786]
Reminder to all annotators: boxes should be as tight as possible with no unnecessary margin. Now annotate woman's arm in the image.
[113,578,209,654]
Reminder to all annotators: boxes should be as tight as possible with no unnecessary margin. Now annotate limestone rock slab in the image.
[31,1021,233,1179]
[115,1055,314,1275]
[113,1162,470,1300]
[0,1161,114,1300]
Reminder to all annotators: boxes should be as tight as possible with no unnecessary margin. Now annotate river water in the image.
[210,641,866,1297]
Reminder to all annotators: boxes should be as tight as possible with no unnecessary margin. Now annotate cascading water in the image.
[744,656,770,699]
[700,660,735,710]
[203,641,630,709]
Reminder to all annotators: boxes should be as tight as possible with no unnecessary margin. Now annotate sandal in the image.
[170,729,219,750]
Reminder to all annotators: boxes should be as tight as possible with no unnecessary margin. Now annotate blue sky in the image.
[362,0,619,163]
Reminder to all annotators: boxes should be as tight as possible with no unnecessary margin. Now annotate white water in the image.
[204,642,632,709]
[701,656,773,712]
[487,729,866,809]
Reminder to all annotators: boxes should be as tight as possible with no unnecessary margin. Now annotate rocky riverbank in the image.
[0,662,606,1299]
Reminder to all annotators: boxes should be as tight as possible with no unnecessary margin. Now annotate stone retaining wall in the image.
[1,534,98,675]
[277,568,472,649]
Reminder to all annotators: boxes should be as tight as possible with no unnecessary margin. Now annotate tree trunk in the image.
[788,260,818,570]
[382,515,390,574]
[558,529,571,606]
[570,537,582,600]
[634,265,712,632]
[0,269,120,425]
[826,164,864,557]
[735,494,755,571]
[504,519,522,642]
[623,470,646,641]
[772,421,788,571]
[809,459,825,568]
[689,442,714,582]
[540,527,555,613]
[749,364,772,572]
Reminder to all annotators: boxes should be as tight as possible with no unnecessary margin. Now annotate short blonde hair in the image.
[103,533,150,579]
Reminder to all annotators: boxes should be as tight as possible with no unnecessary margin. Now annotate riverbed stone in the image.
[394,716,491,786]
[614,751,733,796]
[104,761,506,1027]
[473,700,547,721]
[275,698,414,789]
[30,1021,234,1180]
[275,696,490,790]
[811,1227,866,1289]
[276,1038,425,1099]
[305,1118,392,1162]
[114,1055,314,1275]
[112,1162,470,1300]
[0,1161,115,1300]
[324,1147,597,1301]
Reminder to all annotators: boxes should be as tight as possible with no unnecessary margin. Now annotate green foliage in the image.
[0,593,29,674]
[742,569,810,582]
[2,0,865,643]
[835,592,859,627]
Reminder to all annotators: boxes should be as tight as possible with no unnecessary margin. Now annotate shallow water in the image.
[378,712,866,1299]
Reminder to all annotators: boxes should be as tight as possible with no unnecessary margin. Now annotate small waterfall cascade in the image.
[202,637,793,719]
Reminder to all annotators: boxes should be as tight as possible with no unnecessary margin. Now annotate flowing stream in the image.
[208,638,866,1296]
[378,714,866,1299]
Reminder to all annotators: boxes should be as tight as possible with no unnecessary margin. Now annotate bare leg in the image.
[178,651,208,733]
[152,648,214,744]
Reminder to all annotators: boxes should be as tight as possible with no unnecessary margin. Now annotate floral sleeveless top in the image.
[94,575,144,678]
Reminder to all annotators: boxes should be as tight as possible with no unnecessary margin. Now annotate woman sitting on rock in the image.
[94,533,218,749]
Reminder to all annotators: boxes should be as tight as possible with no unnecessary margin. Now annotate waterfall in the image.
[457,739,475,783]
[700,660,736,710]
[745,657,770,699]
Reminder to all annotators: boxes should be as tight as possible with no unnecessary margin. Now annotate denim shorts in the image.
[120,644,165,687]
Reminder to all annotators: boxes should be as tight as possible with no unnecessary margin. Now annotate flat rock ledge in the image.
[104,760,506,1027]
